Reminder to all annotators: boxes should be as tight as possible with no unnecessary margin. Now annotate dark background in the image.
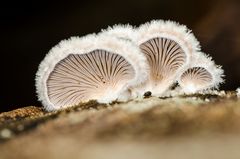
[1,0,240,112]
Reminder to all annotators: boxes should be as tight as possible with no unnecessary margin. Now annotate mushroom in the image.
[237,88,240,98]
[35,34,148,111]
[178,52,224,94]
[132,20,201,96]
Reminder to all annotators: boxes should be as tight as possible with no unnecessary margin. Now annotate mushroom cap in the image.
[178,52,224,93]
[36,34,148,111]
[132,20,200,96]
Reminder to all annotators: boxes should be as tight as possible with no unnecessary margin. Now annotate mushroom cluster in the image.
[36,20,224,111]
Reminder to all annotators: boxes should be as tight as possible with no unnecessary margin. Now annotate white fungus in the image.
[36,34,148,111]
[36,20,225,111]
[132,20,201,96]
[178,52,224,94]
[100,24,136,41]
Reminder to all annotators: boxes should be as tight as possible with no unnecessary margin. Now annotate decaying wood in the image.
[0,91,240,159]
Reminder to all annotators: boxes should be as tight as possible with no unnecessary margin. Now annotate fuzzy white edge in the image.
[99,24,137,41]
[35,34,149,111]
[134,20,201,52]
[177,52,224,94]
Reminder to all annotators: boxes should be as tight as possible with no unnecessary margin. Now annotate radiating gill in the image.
[47,49,135,108]
[179,67,213,93]
[140,37,186,92]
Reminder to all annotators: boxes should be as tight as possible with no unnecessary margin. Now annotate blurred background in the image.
[0,0,239,112]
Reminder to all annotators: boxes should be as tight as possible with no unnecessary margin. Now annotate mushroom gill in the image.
[179,67,213,93]
[36,35,148,111]
[36,20,225,111]
[47,50,135,108]
[134,20,200,96]
[139,37,186,89]
[178,52,224,94]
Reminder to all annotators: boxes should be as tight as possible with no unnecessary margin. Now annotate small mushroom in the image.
[178,52,224,94]
[36,34,148,111]
[133,20,200,96]
[237,88,240,98]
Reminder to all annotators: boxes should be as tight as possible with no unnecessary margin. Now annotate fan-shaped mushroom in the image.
[133,20,200,96]
[178,52,224,94]
[36,34,148,111]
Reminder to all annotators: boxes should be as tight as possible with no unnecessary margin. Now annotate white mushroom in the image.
[133,20,200,96]
[236,88,240,98]
[178,52,224,94]
[35,34,148,111]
